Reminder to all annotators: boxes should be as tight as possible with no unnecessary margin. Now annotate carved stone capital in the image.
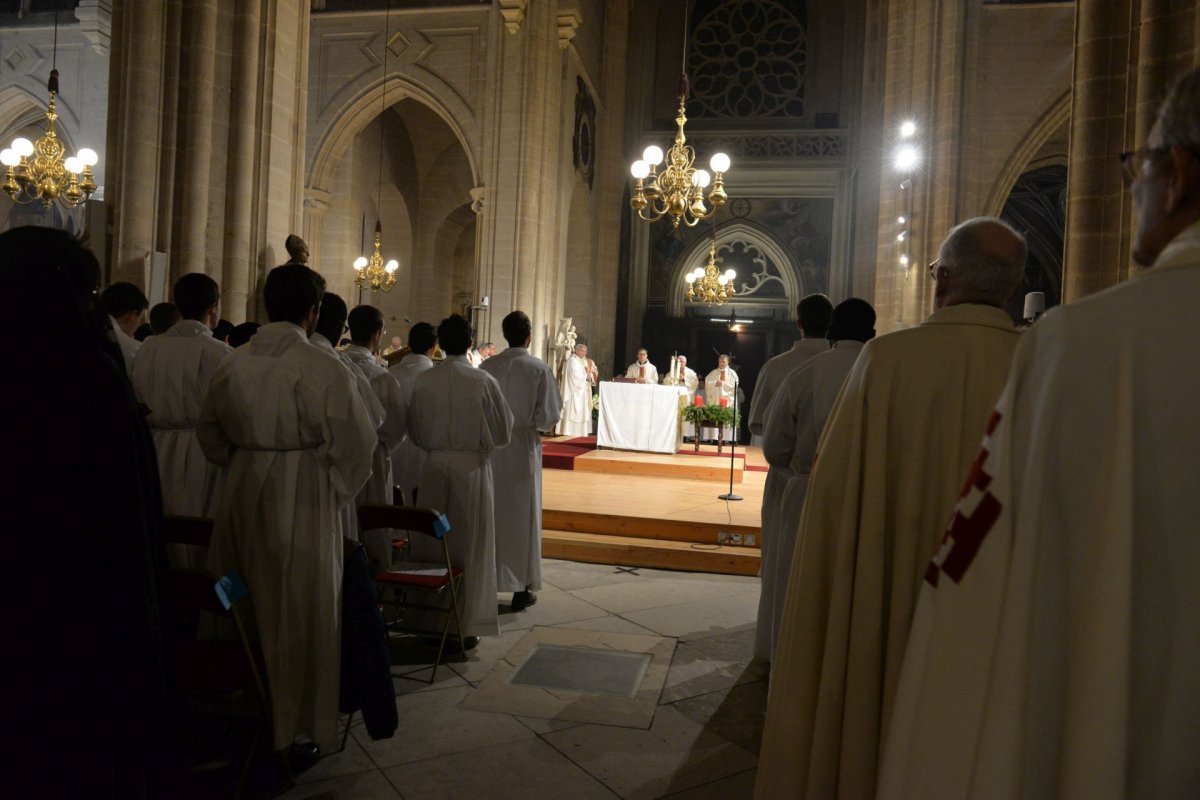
[469,186,486,214]
[498,0,527,34]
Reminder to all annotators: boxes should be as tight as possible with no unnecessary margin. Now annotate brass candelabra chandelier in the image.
[630,90,730,229]
[685,239,736,305]
[1,12,98,210]
[353,221,399,292]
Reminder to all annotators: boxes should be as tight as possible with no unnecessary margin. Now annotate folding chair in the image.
[357,504,464,683]
[161,519,271,799]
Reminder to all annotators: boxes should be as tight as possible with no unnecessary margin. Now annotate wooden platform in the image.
[541,449,765,576]
[573,448,744,482]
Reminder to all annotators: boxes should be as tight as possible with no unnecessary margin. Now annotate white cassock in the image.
[749,338,830,444]
[754,304,1019,800]
[662,363,700,396]
[110,316,141,374]
[343,343,409,565]
[556,353,592,437]
[703,366,739,406]
[198,321,377,750]
[131,320,231,563]
[879,222,1200,800]
[388,352,434,504]
[625,360,659,384]
[748,338,830,659]
[481,346,562,592]
[311,333,385,540]
[467,349,483,368]
[757,341,863,662]
[407,355,513,637]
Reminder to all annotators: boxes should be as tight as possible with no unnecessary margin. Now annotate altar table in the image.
[596,381,687,454]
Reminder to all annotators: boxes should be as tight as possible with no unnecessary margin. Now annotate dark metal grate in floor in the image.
[507,644,652,697]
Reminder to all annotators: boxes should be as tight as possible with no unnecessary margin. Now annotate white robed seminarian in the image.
[758,339,864,661]
[389,349,435,503]
[879,202,1200,797]
[344,342,409,565]
[130,319,231,523]
[311,331,384,540]
[407,354,514,637]
[755,219,1025,800]
[747,335,829,660]
[199,321,377,750]
[480,342,562,593]
[556,348,592,437]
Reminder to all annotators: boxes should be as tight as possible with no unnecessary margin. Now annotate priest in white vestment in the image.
[748,294,831,659]
[556,343,593,436]
[100,281,148,373]
[481,311,562,611]
[131,274,231,562]
[703,354,739,406]
[757,298,872,662]
[389,322,437,505]
[199,264,377,751]
[624,348,659,383]
[880,71,1200,800]
[661,354,700,395]
[407,314,514,641]
[310,293,385,541]
[754,218,1026,800]
[345,305,410,565]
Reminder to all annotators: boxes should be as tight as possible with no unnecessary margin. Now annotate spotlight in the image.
[894,145,918,172]
[899,254,910,266]
[899,120,917,138]
[897,215,906,224]
[897,231,907,242]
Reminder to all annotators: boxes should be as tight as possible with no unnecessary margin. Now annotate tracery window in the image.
[686,0,807,119]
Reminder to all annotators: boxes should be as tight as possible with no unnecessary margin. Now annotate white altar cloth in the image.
[597,382,685,454]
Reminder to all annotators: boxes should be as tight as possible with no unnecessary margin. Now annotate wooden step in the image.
[573,449,743,482]
[542,509,759,546]
[542,530,760,577]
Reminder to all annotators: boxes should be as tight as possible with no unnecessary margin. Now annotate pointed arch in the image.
[983,90,1071,217]
[667,221,802,318]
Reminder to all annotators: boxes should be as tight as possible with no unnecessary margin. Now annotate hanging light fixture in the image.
[685,235,736,306]
[353,0,399,292]
[1,10,98,209]
[629,5,730,229]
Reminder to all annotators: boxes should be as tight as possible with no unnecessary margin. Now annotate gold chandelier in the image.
[685,239,736,305]
[1,68,97,209]
[630,92,730,229]
[353,221,399,292]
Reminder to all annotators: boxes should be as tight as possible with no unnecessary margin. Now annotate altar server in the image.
[662,354,700,395]
[199,263,377,751]
[389,322,437,504]
[344,305,410,564]
[556,342,593,436]
[407,314,513,641]
[749,294,831,660]
[755,217,1025,800]
[625,348,659,383]
[481,311,562,611]
[880,67,1200,800]
[757,298,874,662]
[703,353,739,406]
[131,273,231,535]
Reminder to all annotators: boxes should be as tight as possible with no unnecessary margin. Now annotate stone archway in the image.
[983,90,1071,218]
[667,222,803,318]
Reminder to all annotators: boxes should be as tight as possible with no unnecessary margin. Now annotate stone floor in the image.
[282,559,766,800]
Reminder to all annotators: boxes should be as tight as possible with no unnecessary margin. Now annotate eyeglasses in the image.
[928,259,944,280]
[1119,144,1200,186]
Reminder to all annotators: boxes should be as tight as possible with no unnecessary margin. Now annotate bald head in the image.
[934,217,1026,309]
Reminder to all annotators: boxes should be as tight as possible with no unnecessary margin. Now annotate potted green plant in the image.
[681,403,709,451]
[707,405,741,453]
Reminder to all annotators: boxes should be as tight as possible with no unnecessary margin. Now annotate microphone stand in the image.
[718,363,742,502]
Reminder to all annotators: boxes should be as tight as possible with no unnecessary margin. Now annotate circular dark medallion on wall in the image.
[573,76,597,189]
[730,198,751,218]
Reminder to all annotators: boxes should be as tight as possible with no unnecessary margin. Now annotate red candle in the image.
[720,397,728,408]
[694,395,704,406]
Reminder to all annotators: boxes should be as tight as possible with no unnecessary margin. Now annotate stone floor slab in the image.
[659,767,757,799]
[277,768,401,799]
[669,680,769,755]
[568,577,730,615]
[620,601,755,642]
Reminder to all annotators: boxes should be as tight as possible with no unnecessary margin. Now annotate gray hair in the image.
[1150,67,1200,149]
[939,217,1027,303]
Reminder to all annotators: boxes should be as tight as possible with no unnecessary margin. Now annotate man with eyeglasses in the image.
[879,68,1200,799]
[756,217,1024,800]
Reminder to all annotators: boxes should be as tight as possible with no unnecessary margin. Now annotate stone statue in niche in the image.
[551,317,576,381]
